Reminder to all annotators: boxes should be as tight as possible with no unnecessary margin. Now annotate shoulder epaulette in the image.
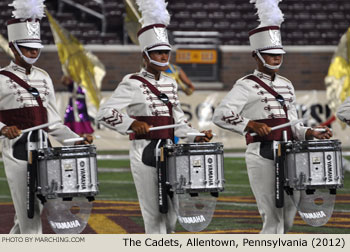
[277,75,292,83]
[33,66,49,76]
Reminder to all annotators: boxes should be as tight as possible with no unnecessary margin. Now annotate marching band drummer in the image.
[97,0,212,234]
[336,97,350,125]
[0,0,92,234]
[336,98,350,172]
[212,0,332,234]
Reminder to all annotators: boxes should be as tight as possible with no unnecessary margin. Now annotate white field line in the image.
[98,167,130,172]
[1,152,350,162]
[0,153,247,162]
[101,180,134,184]
[97,167,247,174]
[216,201,257,207]
[95,152,350,160]
[1,175,349,192]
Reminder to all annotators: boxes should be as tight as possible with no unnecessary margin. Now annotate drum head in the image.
[45,198,92,234]
[174,193,217,232]
[295,189,336,227]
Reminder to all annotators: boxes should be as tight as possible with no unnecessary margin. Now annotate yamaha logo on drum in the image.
[326,154,333,182]
[206,156,214,186]
[79,160,87,190]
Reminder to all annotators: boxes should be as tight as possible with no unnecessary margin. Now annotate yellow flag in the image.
[0,33,14,59]
[124,0,141,45]
[46,10,105,109]
[325,27,350,115]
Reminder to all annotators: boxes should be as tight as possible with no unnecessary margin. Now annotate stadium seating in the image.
[0,0,349,45]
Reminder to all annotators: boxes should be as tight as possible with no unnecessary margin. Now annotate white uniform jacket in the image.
[97,69,198,140]
[336,97,350,124]
[213,69,309,141]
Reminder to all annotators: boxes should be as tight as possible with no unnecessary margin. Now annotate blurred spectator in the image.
[163,63,195,95]
[61,76,94,136]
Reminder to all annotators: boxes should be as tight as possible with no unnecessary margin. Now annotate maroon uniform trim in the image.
[0,106,48,130]
[0,70,48,129]
[137,24,166,37]
[245,118,293,145]
[248,26,280,36]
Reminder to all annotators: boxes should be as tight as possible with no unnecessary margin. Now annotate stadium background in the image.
[0,0,350,234]
[1,0,350,150]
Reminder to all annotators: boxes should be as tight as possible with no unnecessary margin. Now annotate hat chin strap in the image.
[256,50,283,70]
[144,50,170,67]
[13,42,41,65]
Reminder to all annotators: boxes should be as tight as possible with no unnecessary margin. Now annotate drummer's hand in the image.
[0,126,21,139]
[184,86,194,96]
[307,126,333,140]
[245,121,271,137]
[130,120,150,135]
[194,130,213,142]
[74,135,93,145]
[84,135,93,144]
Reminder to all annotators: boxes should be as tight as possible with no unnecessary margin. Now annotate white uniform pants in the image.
[2,139,42,234]
[245,142,299,234]
[130,139,177,234]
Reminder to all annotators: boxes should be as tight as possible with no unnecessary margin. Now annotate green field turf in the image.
[1,156,349,233]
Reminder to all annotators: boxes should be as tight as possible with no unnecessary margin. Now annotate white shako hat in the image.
[249,26,285,54]
[7,0,45,49]
[249,0,285,55]
[7,19,43,49]
[137,24,171,52]
[136,0,171,52]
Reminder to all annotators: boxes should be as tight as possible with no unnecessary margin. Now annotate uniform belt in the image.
[245,118,293,145]
[129,116,174,140]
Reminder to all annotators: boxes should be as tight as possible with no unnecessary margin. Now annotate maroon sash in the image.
[129,75,174,140]
[244,75,292,144]
[130,75,173,117]
[245,75,288,117]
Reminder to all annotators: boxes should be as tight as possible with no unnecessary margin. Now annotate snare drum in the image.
[36,145,99,199]
[283,140,343,190]
[165,143,224,194]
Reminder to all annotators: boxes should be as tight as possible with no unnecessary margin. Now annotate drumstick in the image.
[0,120,61,139]
[250,119,304,137]
[63,137,85,143]
[312,128,332,132]
[186,132,217,137]
[21,120,61,133]
[63,134,101,144]
[126,123,185,134]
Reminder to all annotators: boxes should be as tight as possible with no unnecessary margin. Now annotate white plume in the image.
[250,0,284,27]
[136,0,170,27]
[9,0,46,19]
